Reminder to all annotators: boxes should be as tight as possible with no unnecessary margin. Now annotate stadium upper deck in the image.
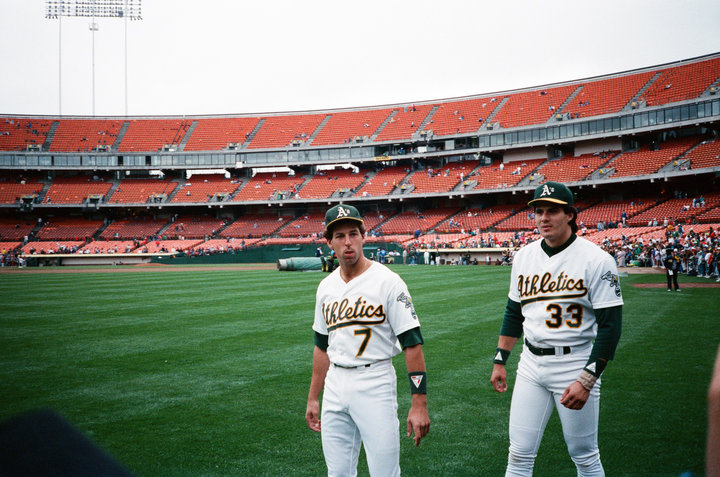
[0,54,718,161]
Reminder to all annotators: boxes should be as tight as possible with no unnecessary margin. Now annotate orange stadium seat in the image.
[0,218,37,241]
[641,57,720,107]
[247,114,326,149]
[298,169,367,199]
[110,178,178,204]
[0,118,53,151]
[407,160,480,194]
[562,72,656,119]
[424,97,497,136]
[34,217,104,241]
[435,205,519,233]
[183,117,261,151]
[220,214,293,238]
[100,218,168,240]
[354,166,411,197]
[535,152,618,183]
[472,158,544,190]
[374,105,434,142]
[492,85,576,128]
[278,213,325,237]
[44,175,114,204]
[608,137,701,178]
[379,208,459,235]
[232,172,301,202]
[118,119,192,152]
[170,175,240,203]
[684,138,720,169]
[49,119,124,152]
[311,108,393,146]
[166,215,227,239]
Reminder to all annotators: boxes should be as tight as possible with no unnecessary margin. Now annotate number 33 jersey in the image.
[313,261,421,367]
[509,236,624,348]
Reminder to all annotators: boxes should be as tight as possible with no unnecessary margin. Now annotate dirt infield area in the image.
[0,263,278,274]
[632,282,720,288]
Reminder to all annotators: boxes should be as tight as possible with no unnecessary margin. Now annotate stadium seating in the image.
[406,160,480,194]
[374,105,433,142]
[472,158,544,190]
[219,214,293,238]
[491,85,577,128]
[311,108,393,146]
[118,119,192,152]
[608,137,700,178]
[379,208,459,235]
[435,205,519,233]
[165,215,227,239]
[535,152,617,183]
[170,174,240,203]
[0,118,53,151]
[183,117,260,151]
[562,72,656,119]
[0,218,36,241]
[354,166,411,197]
[21,241,85,254]
[110,178,178,204]
[190,238,253,253]
[100,218,168,240]
[44,175,114,204]
[0,174,44,204]
[296,169,366,199]
[0,241,22,252]
[577,198,654,227]
[132,239,202,253]
[424,97,496,136]
[232,172,300,202]
[49,119,124,152]
[641,57,720,107]
[247,114,326,149]
[683,138,720,169]
[34,217,104,240]
[79,240,138,254]
[278,213,324,238]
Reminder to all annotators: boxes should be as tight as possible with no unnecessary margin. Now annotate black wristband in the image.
[409,372,427,394]
[584,359,607,377]
[493,347,510,365]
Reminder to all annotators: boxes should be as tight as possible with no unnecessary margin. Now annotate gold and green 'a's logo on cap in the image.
[528,181,574,207]
[324,204,363,232]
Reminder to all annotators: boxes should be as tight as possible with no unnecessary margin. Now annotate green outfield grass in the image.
[1,265,717,476]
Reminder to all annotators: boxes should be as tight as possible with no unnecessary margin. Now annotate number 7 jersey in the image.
[509,235,623,348]
[313,261,421,367]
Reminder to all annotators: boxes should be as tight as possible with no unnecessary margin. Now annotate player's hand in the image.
[560,381,590,410]
[491,364,508,393]
[407,396,430,446]
[305,399,321,432]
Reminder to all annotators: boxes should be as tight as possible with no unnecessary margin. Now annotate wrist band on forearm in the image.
[493,347,510,365]
[409,372,427,394]
[577,369,598,391]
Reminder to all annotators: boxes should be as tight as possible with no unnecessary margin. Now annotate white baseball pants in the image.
[321,360,400,477]
[506,347,604,477]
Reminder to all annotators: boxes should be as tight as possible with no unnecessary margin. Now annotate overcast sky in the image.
[1,0,719,117]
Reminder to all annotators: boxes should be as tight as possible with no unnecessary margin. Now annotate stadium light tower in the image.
[45,0,142,116]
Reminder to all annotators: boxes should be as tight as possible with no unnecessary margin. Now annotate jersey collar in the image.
[541,233,577,257]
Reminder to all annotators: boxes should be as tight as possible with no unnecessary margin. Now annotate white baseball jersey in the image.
[509,235,623,348]
[313,261,420,367]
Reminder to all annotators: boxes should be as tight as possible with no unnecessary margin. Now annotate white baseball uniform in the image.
[313,261,420,477]
[505,235,623,477]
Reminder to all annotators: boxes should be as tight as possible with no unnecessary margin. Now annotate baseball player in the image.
[306,203,430,477]
[490,181,623,477]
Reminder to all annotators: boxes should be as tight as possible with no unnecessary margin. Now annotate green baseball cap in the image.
[324,204,364,233]
[528,181,574,207]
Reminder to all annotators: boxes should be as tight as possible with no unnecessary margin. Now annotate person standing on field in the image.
[306,203,430,477]
[490,182,623,477]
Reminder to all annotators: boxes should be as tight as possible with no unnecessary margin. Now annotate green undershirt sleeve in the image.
[500,298,524,338]
[314,331,328,351]
[398,327,424,349]
[587,305,622,372]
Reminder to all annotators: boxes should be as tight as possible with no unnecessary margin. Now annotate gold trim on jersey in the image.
[517,271,588,305]
[323,297,386,332]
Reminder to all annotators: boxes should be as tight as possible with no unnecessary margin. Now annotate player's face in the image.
[534,203,573,247]
[328,222,365,268]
